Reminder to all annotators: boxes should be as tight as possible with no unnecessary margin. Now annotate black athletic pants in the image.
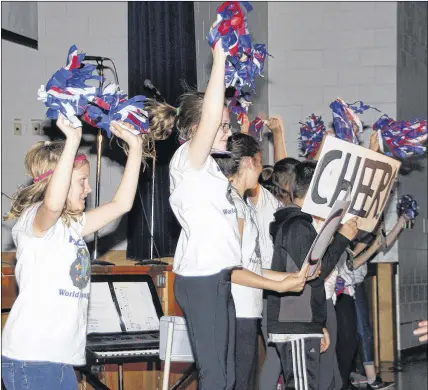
[174,269,236,390]
[235,318,259,390]
[276,337,321,390]
[335,293,358,390]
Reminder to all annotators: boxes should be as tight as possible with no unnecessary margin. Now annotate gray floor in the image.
[350,360,427,390]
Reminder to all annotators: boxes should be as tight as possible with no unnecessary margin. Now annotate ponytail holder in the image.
[176,107,180,116]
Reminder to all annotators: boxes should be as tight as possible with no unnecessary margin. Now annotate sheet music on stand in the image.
[87,283,122,334]
[87,280,160,334]
[113,282,160,331]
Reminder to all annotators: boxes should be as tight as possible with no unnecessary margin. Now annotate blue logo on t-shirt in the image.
[68,236,90,290]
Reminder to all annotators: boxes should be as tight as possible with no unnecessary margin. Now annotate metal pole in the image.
[92,128,103,261]
[91,59,113,266]
[150,152,156,260]
[394,265,403,370]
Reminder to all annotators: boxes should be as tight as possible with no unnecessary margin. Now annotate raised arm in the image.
[369,131,380,153]
[82,122,143,237]
[240,114,250,135]
[33,114,81,237]
[266,116,287,162]
[313,129,335,161]
[188,42,228,169]
[385,215,408,247]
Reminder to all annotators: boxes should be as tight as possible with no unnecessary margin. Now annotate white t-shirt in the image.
[231,189,263,318]
[169,142,242,276]
[325,268,339,303]
[336,251,367,297]
[269,333,323,343]
[2,203,90,366]
[250,185,282,269]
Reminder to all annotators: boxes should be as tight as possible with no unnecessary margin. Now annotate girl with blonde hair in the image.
[1,114,143,389]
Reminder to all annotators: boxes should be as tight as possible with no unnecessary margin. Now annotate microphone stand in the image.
[135,86,163,266]
[87,58,120,266]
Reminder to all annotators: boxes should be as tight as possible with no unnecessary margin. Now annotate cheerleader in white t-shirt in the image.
[1,116,143,390]
[241,115,304,390]
[213,132,309,390]
[146,42,309,390]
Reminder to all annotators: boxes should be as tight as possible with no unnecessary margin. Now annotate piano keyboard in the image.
[94,349,159,358]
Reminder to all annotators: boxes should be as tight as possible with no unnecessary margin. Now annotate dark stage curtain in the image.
[127,2,197,260]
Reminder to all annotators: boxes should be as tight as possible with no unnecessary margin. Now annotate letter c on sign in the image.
[311,150,343,205]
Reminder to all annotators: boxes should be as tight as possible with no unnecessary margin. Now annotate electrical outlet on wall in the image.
[13,119,22,136]
[31,119,43,135]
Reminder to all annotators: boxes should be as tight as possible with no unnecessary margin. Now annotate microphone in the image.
[144,79,164,101]
[84,55,111,61]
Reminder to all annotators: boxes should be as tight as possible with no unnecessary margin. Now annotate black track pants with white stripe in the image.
[275,338,321,390]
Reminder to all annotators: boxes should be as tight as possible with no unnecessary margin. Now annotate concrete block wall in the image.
[194,1,270,162]
[1,2,128,251]
[396,1,428,351]
[267,1,399,262]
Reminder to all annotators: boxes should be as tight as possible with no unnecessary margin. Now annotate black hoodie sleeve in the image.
[267,229,288,326]
[283,218,350,288]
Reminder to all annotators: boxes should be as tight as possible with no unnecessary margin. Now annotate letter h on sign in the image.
[303,137,400,232]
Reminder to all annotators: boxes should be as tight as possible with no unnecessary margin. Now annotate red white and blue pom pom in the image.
[82,84,149,138]
[228,88,252,124]
[248,116,264,142]
[37,45,101,128]
[224,44,270,94]
[329,98,366,144]
[207,1,253,58]
[397,194,419,220]
[299,114,326,159]
[373,114,427,159]
[249,43,270,78]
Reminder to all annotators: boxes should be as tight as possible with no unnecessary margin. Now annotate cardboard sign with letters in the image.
[302,136,401,232]
[303,192,351,277]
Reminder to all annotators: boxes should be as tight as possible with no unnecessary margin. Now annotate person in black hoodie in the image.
[267,160,359,390]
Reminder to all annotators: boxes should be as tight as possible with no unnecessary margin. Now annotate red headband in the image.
[33,155,88,183]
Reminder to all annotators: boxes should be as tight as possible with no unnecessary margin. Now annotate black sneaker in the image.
[366,377,395,389]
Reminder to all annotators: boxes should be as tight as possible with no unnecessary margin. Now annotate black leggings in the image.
[335,293,358,390]
[235,318,259,390]
[174,269,236,390]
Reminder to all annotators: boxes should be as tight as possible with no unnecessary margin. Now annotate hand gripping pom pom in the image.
[329,98,365,145]
[207,1,253,58]
[397,195,419,220]
[299,114,326,159]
